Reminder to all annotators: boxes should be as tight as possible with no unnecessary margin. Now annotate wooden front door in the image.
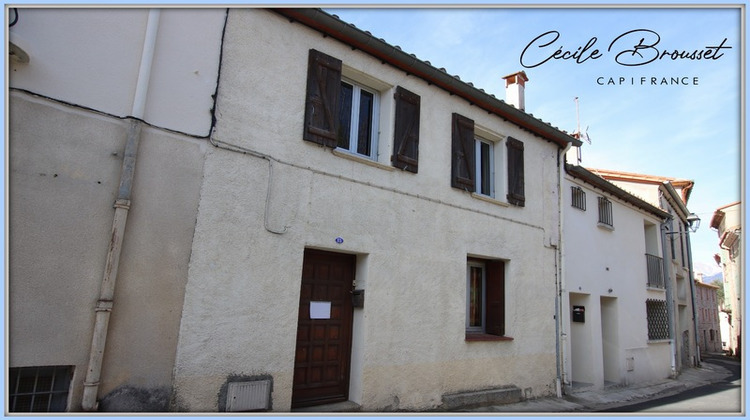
[292,249,355,408]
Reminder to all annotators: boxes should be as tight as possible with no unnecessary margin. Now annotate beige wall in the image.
[9,8,224,136]
[172,9,564,412]
[8,7,223,411]
[9,92,207,410]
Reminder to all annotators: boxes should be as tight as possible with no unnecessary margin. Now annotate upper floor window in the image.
[451,113,524,206]
[338,79,379,159]
[598,196,613,227]
[303,49,421,170]
[475,137,495,197]
[571,186,586,210]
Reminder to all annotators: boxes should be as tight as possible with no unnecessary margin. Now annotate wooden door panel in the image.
[292,249,355,408]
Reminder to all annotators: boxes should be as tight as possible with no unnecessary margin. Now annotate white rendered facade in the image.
[593,170,701,370]
[711,202,742,357]
[562,165,673,390]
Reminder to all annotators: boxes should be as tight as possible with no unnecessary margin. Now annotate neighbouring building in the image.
[9,8,226,413]
[589,169,701,369]
[694,277,722,354]
[9,8,583,413]
[710,201,742,357]
[720,311,732,352]
[561,164,675,390]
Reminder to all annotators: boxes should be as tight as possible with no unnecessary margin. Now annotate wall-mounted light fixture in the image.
[686,213,701,233]
[664,213,701,235]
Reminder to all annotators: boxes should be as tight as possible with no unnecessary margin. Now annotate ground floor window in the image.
[466,258,506,338]
[646,299,669,340]
[9,366,73,412]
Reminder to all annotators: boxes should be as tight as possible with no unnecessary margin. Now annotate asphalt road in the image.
[601,354,742,413]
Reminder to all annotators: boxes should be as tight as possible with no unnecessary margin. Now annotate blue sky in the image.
[327,6,743,277]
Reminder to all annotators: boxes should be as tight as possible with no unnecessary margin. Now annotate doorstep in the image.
[291,400,361,412]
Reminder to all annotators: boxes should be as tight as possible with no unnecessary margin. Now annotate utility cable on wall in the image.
[208,136,548,235]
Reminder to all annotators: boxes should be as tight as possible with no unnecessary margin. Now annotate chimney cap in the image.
[503,71,529,87]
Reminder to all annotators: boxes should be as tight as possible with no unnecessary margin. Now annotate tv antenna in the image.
[573,97,591,144]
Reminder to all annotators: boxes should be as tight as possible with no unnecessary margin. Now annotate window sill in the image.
[465,333,514,342]
[470,193,510,207]
[648,339,671,344]
[647,286,666,292]
[332,149,396,172]
[597,222,615,231]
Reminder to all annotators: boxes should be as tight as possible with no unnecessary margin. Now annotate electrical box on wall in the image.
[572,306,585,323]
[352,290,364,308]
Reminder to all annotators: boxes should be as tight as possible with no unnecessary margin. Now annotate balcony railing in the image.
[646,253,665,289]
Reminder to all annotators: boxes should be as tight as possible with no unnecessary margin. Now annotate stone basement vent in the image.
[226,380,271,412]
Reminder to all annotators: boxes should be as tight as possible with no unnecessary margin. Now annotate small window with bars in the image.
[646,299,669,340]
[9,366,73,412]
[597,196,613,227]
[571,186,586,210]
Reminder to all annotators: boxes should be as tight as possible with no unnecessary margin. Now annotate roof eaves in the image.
[716,201,742,212]
[710,209,726,230]
[272,8,582,150]
[589,168,695,205]
[659,181,690,220]
[565,164,671,220]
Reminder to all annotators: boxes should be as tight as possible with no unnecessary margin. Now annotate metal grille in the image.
[646,253,665,288]
[597,196,613,227]
[226,380,272,412]
[571,186,586,210]
[646,299,669,340]
[9,366,72,412]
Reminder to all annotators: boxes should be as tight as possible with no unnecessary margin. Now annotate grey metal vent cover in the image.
[226,380,271,412]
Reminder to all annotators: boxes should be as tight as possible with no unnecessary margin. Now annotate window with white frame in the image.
[451,114,524,206]
[304,49,422,170]
[337,79,379,159]
[475,137,495,197]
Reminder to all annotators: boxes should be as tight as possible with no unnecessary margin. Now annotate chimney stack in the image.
[502,71,529,111]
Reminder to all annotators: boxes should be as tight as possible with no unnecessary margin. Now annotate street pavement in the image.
[464,353,742,414]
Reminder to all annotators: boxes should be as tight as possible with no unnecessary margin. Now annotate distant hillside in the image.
[700,272,723,284]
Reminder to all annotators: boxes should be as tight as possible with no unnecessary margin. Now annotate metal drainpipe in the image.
[81,9,160,411]
[686,227,701,367]
[660,219,678,377]
[554,144,571,397]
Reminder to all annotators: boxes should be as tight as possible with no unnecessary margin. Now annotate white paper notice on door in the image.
[310,301,332,319]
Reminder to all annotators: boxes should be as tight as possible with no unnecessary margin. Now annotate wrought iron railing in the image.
[646,253,665,289]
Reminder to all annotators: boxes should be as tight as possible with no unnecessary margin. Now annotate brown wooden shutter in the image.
[506,137,525,206]
[391,86,421,173]
[451,113,475,191]
[485,260,505,336]
[303,49,342,148]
